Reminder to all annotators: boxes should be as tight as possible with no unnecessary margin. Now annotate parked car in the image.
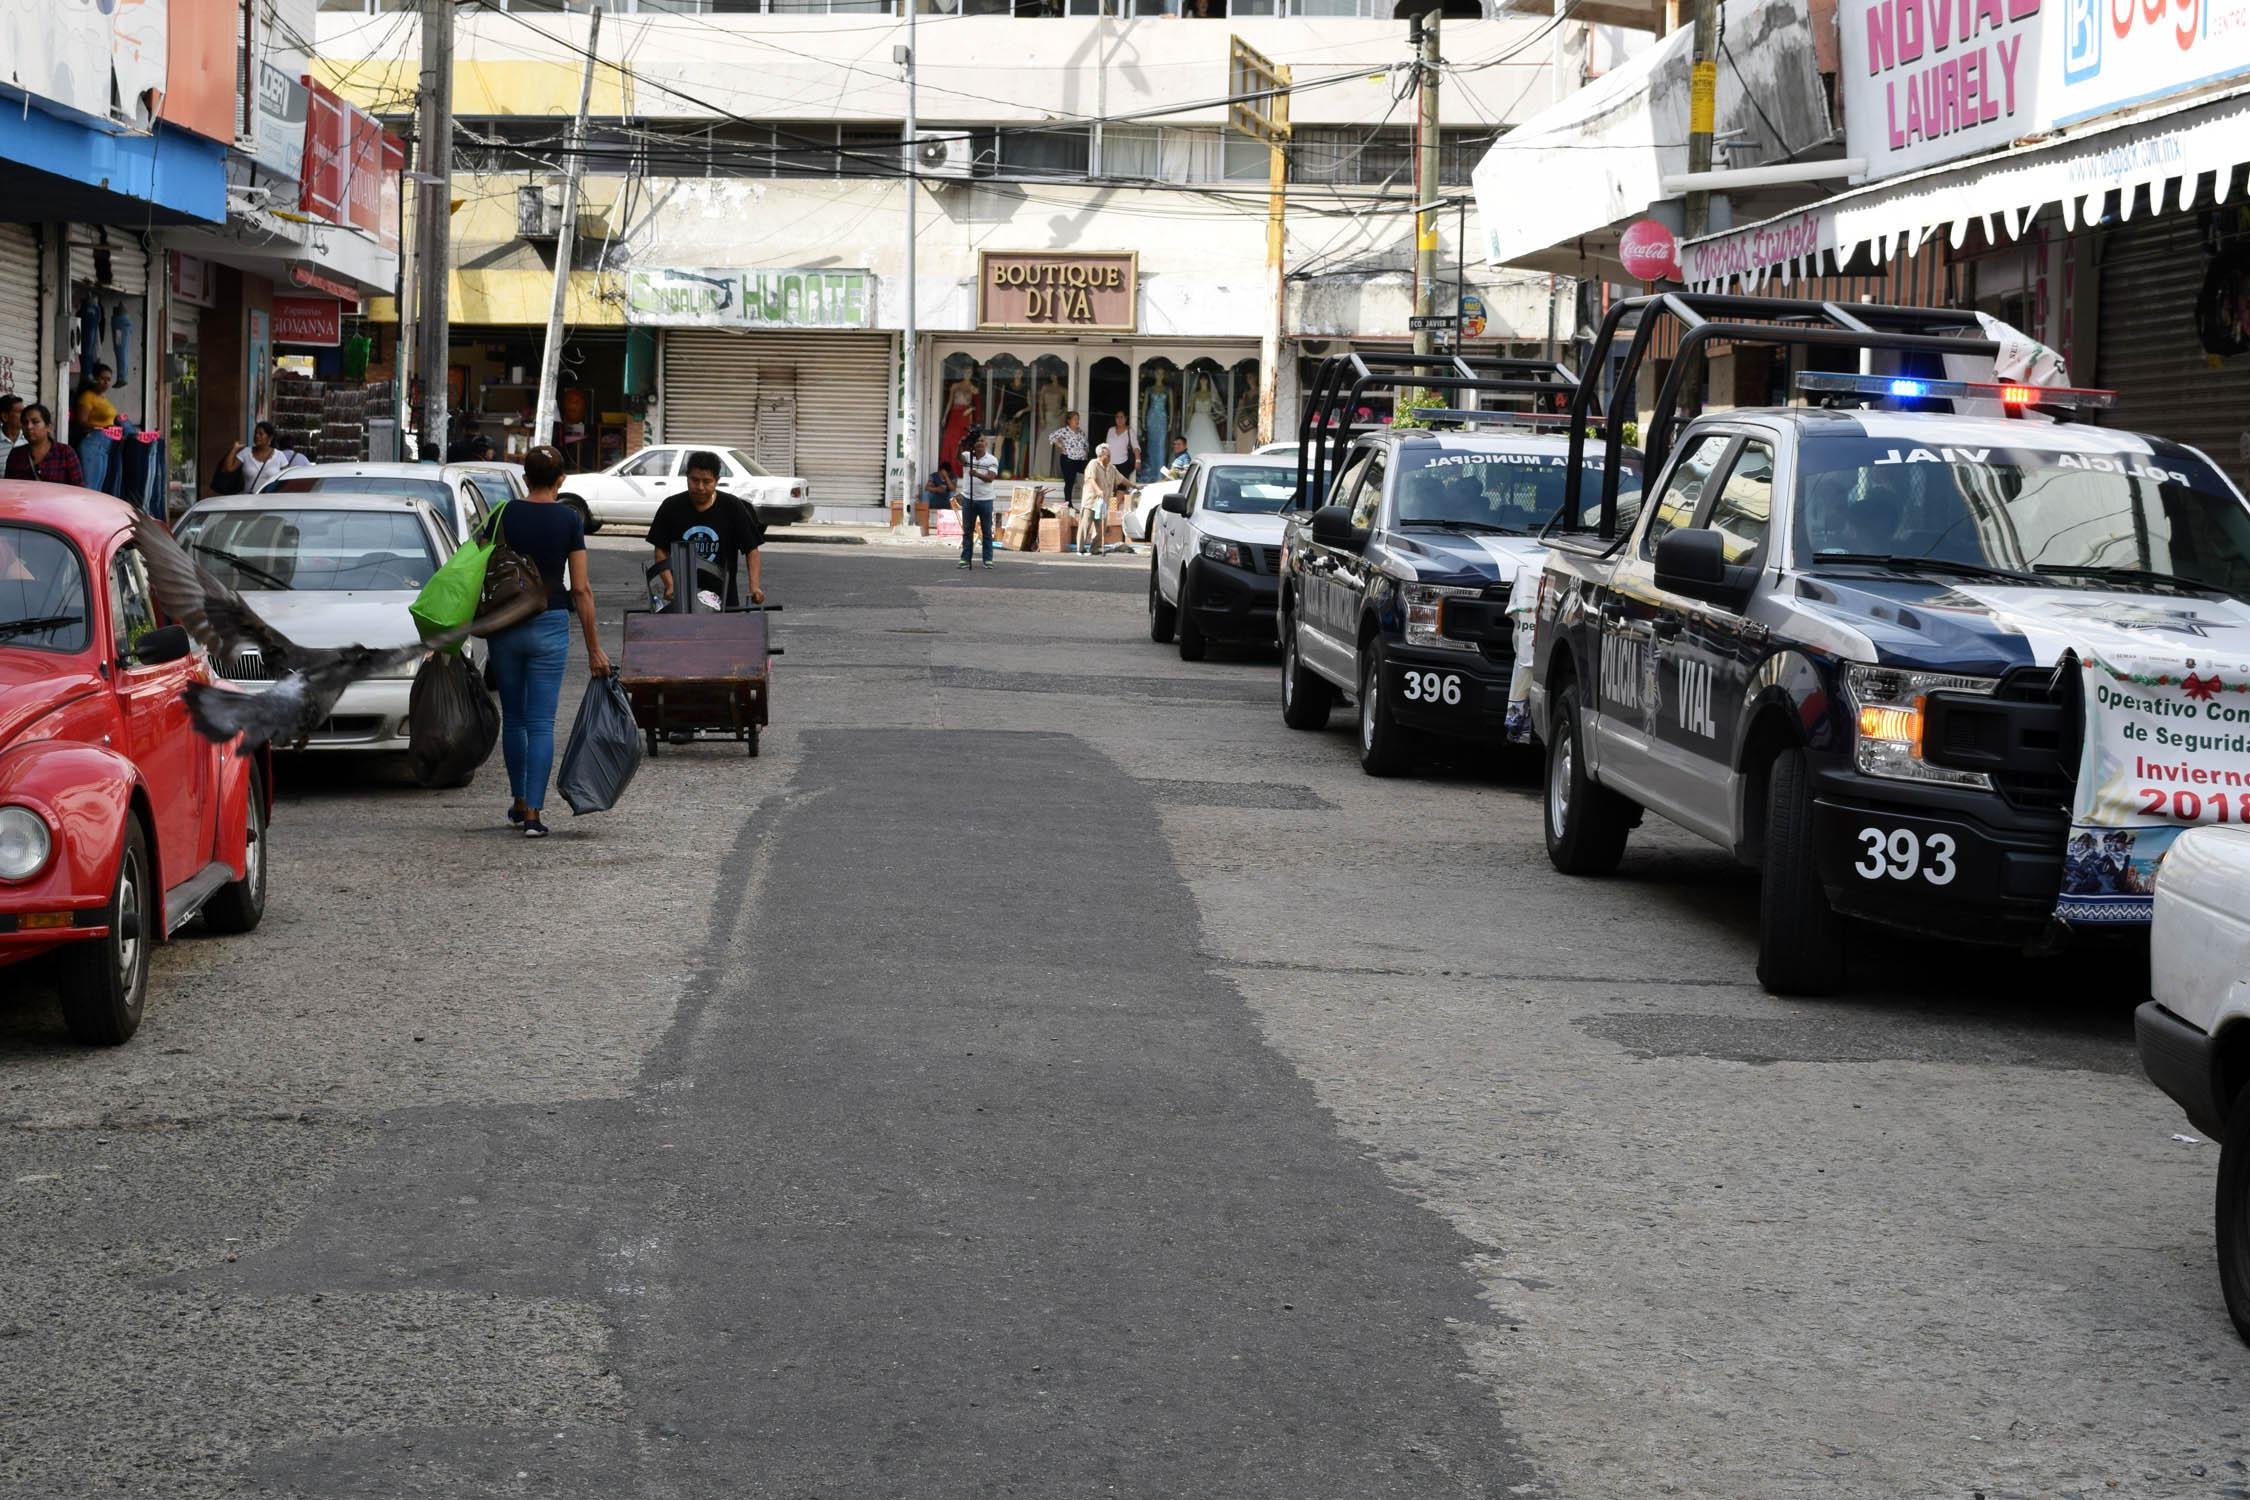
[451,460,528,507]
[171,493,467,765]
[0,482,269,1044]
[2139,825,2250,1341]
[560,445,812,533]
[258,462,501,547]
[1148,455,1298,660]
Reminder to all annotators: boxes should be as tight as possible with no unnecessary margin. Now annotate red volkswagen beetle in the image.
[0,483,268,1043]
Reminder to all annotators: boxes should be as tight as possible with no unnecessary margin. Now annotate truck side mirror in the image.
[1160,491,1191,516]
[1653,527,1747,606]
[1309,504,1365,550]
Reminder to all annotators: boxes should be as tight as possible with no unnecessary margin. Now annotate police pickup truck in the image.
[1530,293,2250,994]
[1278,353,1637,775]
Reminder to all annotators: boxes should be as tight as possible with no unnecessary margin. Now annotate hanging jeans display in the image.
[77,430,115,493]
[120,431,164,518]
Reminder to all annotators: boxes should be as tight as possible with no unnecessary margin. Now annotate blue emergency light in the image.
[1793,371,2117,409]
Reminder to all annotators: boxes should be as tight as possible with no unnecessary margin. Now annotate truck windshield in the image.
[1398,450,1644,535]
[0,524,90,652]
[1200,466,1295,514]
[1794,437,2250,597]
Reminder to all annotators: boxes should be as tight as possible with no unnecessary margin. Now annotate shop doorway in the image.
[1087,356,1130,452]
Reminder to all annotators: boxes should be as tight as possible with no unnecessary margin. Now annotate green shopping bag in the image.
[410,501,506,649]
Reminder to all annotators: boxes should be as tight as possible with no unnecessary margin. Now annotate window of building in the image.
[1094,125,1265,183]
[325,0,1486,12]
[1289,126,1495,188]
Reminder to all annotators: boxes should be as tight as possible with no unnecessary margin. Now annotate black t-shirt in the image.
[497,499,586,611]
[646,491,766,607]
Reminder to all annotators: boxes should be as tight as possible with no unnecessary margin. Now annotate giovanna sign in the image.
[625,268,875,329]
[976,252,1137,333]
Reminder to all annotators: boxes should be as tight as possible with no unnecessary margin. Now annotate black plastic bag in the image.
[556,672,642,815]
[408,650,499,788]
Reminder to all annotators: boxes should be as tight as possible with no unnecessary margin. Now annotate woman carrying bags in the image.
[491,445,611,837]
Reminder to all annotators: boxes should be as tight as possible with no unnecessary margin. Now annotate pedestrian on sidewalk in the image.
[958,433,999,570]
[0,396,23,459]
[208,422,306,495]
[920,466,955,513]
[490,444,610,838]
[3,405,82,485]
[1100,409,1139,479]
[1048,410,1091,507]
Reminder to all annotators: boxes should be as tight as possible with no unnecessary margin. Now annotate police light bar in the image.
[1792,371,2117,409]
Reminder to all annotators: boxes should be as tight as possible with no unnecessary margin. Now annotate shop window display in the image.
[938,352,983,478]
[984,353,1031,478]
[1135,357,1179,482]
[1031,355,1069,474]
[1230,358,1260,450]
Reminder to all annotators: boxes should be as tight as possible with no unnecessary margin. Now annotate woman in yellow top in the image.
[73,364,118,431]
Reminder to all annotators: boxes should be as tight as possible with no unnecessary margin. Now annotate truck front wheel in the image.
[1756,748,1847,995]
[1544,683,1632,874]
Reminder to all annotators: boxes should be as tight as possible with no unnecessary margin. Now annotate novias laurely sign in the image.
[977,252,1137,333]
[625,268,875,329]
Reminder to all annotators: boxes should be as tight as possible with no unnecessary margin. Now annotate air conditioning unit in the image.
[517,182,564,239]
[916,134,973,179]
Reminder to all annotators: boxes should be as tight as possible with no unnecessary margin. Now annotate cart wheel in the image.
[748,727,760,758]
[646,724,661,758]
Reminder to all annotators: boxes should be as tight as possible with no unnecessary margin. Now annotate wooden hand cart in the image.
[618,604,782,758]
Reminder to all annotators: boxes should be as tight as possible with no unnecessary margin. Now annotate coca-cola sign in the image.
[1617,219,1681,283]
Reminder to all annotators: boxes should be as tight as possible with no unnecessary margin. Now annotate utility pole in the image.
[534,6,600,460]
[1231,37,1290,445]
[1684,0,1720,238]
[894,16,916,529]
[414,0,455,461]
[1411,10,1441,360]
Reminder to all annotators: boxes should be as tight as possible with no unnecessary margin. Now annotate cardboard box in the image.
[1036,517,1065,552]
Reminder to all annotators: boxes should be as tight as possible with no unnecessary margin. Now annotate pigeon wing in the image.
[183,676,312,753]
[130,511,301,668]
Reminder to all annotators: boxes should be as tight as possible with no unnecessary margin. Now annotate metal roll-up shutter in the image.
[0,224,39,400]
[68,234,149,297]
[662,329,890,508]
[2098,213,2250,493]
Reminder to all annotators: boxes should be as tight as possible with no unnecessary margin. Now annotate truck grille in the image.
[220,648,274,682]
[1255,545,1283,575]
[1988,665,2079,813]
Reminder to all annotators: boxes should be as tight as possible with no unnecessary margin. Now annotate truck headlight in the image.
[1403,582,1480,653]
[1200,537,1244,567]
[1843,664,1997,787]
[0,806,53,882]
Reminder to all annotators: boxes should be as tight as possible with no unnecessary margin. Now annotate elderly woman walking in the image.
[490,445,611,837]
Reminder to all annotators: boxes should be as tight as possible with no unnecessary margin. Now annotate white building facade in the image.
[315,3,1580,515]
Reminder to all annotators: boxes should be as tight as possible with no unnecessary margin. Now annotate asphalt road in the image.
[1,534,2242,1498]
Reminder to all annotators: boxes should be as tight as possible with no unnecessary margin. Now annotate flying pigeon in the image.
[130,511,541,753]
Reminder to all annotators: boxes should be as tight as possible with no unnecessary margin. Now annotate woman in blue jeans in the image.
[488,445,611,836]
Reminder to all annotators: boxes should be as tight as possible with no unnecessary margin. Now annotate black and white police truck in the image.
[1278,352,1643,775]
[1529,293,2250,994]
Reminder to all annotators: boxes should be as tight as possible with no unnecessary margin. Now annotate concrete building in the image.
[314,2,1588,517]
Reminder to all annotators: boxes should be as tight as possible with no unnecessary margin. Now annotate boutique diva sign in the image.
[977,252,1137,333]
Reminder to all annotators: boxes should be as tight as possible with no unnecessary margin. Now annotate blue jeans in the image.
[489,610,570,808]
[959,497,994,562]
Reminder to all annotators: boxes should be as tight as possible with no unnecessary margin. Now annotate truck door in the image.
[1296,445,1374,686]
[1330,446,1389,685]
[1590,431,1731,809]
[1647,434,1776,842]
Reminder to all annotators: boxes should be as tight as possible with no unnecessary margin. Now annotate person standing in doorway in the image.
[1048,410,1090,511]
[646,450,768,608]
[209,421,304,495]
[1101,409,1138,478]
[957,433,999,570]
[4,405,83,484]
[488,445,610,838]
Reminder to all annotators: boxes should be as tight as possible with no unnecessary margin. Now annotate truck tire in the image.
[1148,558,1176,643]
[2219,1080,2250,1345]
[1358,641,1414,777]
[202,767,268,935]
[59,818,152,1045]
[1280,607,1332,730]
[1544,684,1632,875]
[1176,572,1208,661]
[1756,748,1847,996]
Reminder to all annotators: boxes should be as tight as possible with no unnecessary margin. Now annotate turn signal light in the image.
[1998,384,2037,406]
[1857,702,1923,756]
[18,913,71,930]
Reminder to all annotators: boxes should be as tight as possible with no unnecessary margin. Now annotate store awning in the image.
[365,269,623,327]
[1680,82,2250,291]
[1470,0,1831,280]
[0,108,226,228]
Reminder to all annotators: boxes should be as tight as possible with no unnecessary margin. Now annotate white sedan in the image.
[171,493,472,771]
[559,445,812,534]
[260,462,502,548]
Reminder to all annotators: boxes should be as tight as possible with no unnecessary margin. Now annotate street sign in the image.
[1229,37,1292,145]
[1408,314,1459,331]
